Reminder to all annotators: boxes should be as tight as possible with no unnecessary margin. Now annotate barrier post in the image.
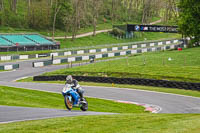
[112,83,115,87]
[143,57,146,65]
[163,57,165,66]
[126,56,129,66]
[184,56,186,66]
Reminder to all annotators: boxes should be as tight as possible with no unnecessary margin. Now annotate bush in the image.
[0,9,27,28]
[110,28,125,37]
[8,14,26,28]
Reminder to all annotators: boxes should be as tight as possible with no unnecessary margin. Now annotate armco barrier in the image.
[0,64,19,70]
[32,43,184,67]
[33,76,200,91]
[0,38,183,61]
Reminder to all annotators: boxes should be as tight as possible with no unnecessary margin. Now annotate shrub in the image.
[110,28,125,37]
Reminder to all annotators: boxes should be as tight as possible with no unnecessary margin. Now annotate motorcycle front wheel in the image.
[64,95,73,110]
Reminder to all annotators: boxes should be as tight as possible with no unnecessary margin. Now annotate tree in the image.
[52,0,62,40]
[52,0,70,40]
[71,0,79,41]
[178,0,200,47]
[163,0,178,23]
[0,0,4,11]
[91,0,103,36]
[9,0,17,14]
[27,0,31,17]
[0,0,180,34]
[27,1,51,29]
[70,0,86,40]
[142,0,153,24]
[63,1,73,40]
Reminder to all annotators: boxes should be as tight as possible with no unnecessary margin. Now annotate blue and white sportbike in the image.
[62,84,88,111]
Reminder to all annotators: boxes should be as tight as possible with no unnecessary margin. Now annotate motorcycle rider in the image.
[65,75,84,101]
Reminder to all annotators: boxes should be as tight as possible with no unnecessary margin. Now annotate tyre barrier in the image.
[33,76,200,91]
[33,43,184,67]
[0,64,19,70]
[0,38,183,61]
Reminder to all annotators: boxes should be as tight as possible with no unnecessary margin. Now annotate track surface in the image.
[0,106,115,124]
[1,81,200,114]
[0,57,200,123]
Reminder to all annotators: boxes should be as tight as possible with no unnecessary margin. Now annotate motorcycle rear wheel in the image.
[64,95,73,110]
[80,98,88,111]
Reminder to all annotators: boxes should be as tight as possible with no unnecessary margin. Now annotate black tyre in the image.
[64,95,73,110]
[80,98,88,111]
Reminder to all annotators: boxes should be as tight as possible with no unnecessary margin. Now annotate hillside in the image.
[0,0,178,36]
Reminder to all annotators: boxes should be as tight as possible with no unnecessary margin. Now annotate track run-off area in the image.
[0,55,200,123]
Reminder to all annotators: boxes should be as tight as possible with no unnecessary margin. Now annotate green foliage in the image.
[0,0,169,31]
[27,2,52,30]
[52,0,72,30]
[0,9,26,28]
[178,0,200,46]
[109,28,125,37]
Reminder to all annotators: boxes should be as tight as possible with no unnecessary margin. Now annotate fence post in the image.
[126,56,129,66]
[143,57,146,65]
[163,57,165,66]
[184,56,186,66]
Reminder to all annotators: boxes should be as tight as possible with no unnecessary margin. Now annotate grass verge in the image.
[0,86,145,113]
[59,32,181,49]
[0,114,200,133]
[40,47,200,83]
[0,49,55,56]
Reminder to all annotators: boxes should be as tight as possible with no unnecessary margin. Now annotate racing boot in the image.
[77,88,84,101]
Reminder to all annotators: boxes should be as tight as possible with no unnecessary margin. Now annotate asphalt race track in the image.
[0,58,200,123]
[0,106,115,124]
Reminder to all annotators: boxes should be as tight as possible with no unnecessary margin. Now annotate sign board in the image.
[127,24,178,33]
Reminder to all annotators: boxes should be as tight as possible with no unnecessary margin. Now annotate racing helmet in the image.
[66,75,73,84]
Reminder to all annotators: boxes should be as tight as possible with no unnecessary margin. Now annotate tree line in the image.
[178,0,200,46]
[0,0,179,39]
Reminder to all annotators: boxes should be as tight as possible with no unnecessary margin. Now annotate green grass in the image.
[18,77,200,98]
[59,32,181,49]
[0,22,112,37]
[151,17,161,22]
[1,114,200,133]
[0,86,145,113]
[156,19,178,26]
[0,49,56,56]
[41,47,200,83]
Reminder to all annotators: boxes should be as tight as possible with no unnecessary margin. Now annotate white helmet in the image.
[66,75,73,84]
